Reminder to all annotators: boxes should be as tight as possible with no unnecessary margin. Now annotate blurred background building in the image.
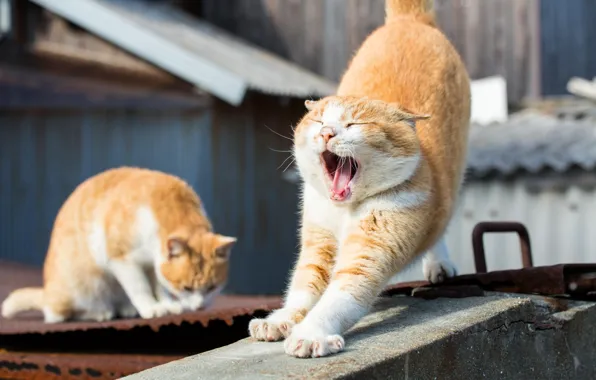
[1,0,595,292]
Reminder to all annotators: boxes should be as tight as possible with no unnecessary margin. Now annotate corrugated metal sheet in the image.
[0,98,303,295]
[208,98,302,295]
[102,0,337,98]
[467,111,596,178]
[32,0,336,103]
[391,180,596,283]
[540,0,596,97]
[283,109,596,184]
[0,110,214,266]
[0,261,280,379]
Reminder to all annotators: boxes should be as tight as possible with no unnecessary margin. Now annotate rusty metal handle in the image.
[472,221,533,274]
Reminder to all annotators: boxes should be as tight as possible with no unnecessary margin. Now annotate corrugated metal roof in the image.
[0,260,282,377]
[467,110,596,178]
[282,109,596,184]
[0,351,181,380]
[30,0,336,106]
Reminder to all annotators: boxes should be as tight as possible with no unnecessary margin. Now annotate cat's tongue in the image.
[332,160,352,195]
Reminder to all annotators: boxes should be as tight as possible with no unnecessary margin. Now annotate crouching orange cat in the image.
[1,167,236,323]
[249,0,471,357]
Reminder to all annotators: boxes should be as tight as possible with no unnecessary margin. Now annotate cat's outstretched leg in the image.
[422,236,457,283]
[283,214,414,358]
[249,223,336,341]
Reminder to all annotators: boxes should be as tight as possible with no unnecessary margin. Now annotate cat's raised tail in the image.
[1,287,44,318]
[385,0,434,22]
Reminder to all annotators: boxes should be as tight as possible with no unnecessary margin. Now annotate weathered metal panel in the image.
[201,0,541,103]
[0,110,214,266]
[540,0,596,96]
[0,97,304,295]
[392,179,596,283]
[209,96,303,294]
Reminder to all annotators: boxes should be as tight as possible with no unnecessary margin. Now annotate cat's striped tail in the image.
[385,0,434,22]
[1,287,44,318]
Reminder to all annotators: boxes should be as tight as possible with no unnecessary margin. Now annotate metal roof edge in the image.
[30,0,247,106]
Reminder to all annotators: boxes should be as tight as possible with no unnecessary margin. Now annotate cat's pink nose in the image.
[320,126,335,143]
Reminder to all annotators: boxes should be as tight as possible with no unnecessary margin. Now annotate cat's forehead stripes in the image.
[321,103,354,125]
[321,103,346,124]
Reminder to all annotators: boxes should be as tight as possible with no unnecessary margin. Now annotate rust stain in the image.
[0,261,281,336]
[0,352,181,380]
[0,261,282,379]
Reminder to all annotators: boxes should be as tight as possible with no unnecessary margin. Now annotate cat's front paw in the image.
[284,324,345,358]
[423,258,457,284]
[161,300,184,315]
[249,317,295,342]
[180,294,206,312]
[137,302,172,319]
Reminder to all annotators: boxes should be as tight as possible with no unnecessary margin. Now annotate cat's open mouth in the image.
[321,150,358,201]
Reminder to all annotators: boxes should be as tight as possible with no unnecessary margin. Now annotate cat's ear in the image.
[402,113,430,129]
[387,102,430,129]
[167,238,186,259]
[214,235,237,261]
[304,100,318,111]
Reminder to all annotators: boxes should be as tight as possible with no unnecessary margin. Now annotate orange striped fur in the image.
[1,167,236,323]
[250,0,470,358]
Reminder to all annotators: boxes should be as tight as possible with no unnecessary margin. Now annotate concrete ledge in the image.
[124,294,596,380]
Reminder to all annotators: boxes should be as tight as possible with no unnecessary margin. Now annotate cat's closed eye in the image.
[345,122,367,128]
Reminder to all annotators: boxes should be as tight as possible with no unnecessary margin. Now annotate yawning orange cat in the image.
[250,0,471,357]
[2,167,236,323]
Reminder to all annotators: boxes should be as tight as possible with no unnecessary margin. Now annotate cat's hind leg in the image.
[422,236,457,283]
[42,292,73,324]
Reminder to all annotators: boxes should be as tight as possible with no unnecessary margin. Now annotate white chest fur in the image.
[302,184,351,239]
[301,182,429,241]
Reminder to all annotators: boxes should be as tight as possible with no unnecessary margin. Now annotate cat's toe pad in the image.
[423,258,457,284]
[284,329,344,358]
[249,318,295,341]
[138,303,171,319]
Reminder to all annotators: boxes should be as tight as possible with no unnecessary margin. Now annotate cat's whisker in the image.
[277,154,295,170]
[269,147,293,153]
[282,158,296,173]
[264,124,294,142]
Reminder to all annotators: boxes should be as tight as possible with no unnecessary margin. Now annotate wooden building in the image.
[0,0,335,294]
[200,0,596,105]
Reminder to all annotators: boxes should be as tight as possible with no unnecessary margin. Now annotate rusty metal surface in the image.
[0,261,281,336]
[383,221,596,301]
[472,221,534,273]
[0,294,281,335]
[0,260,281,378]
[1,220,595,379]
[0,351,181,380]
[384,264,596,301]
[0,261,280,353]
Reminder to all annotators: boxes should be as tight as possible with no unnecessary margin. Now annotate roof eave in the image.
[30,0,247,106]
